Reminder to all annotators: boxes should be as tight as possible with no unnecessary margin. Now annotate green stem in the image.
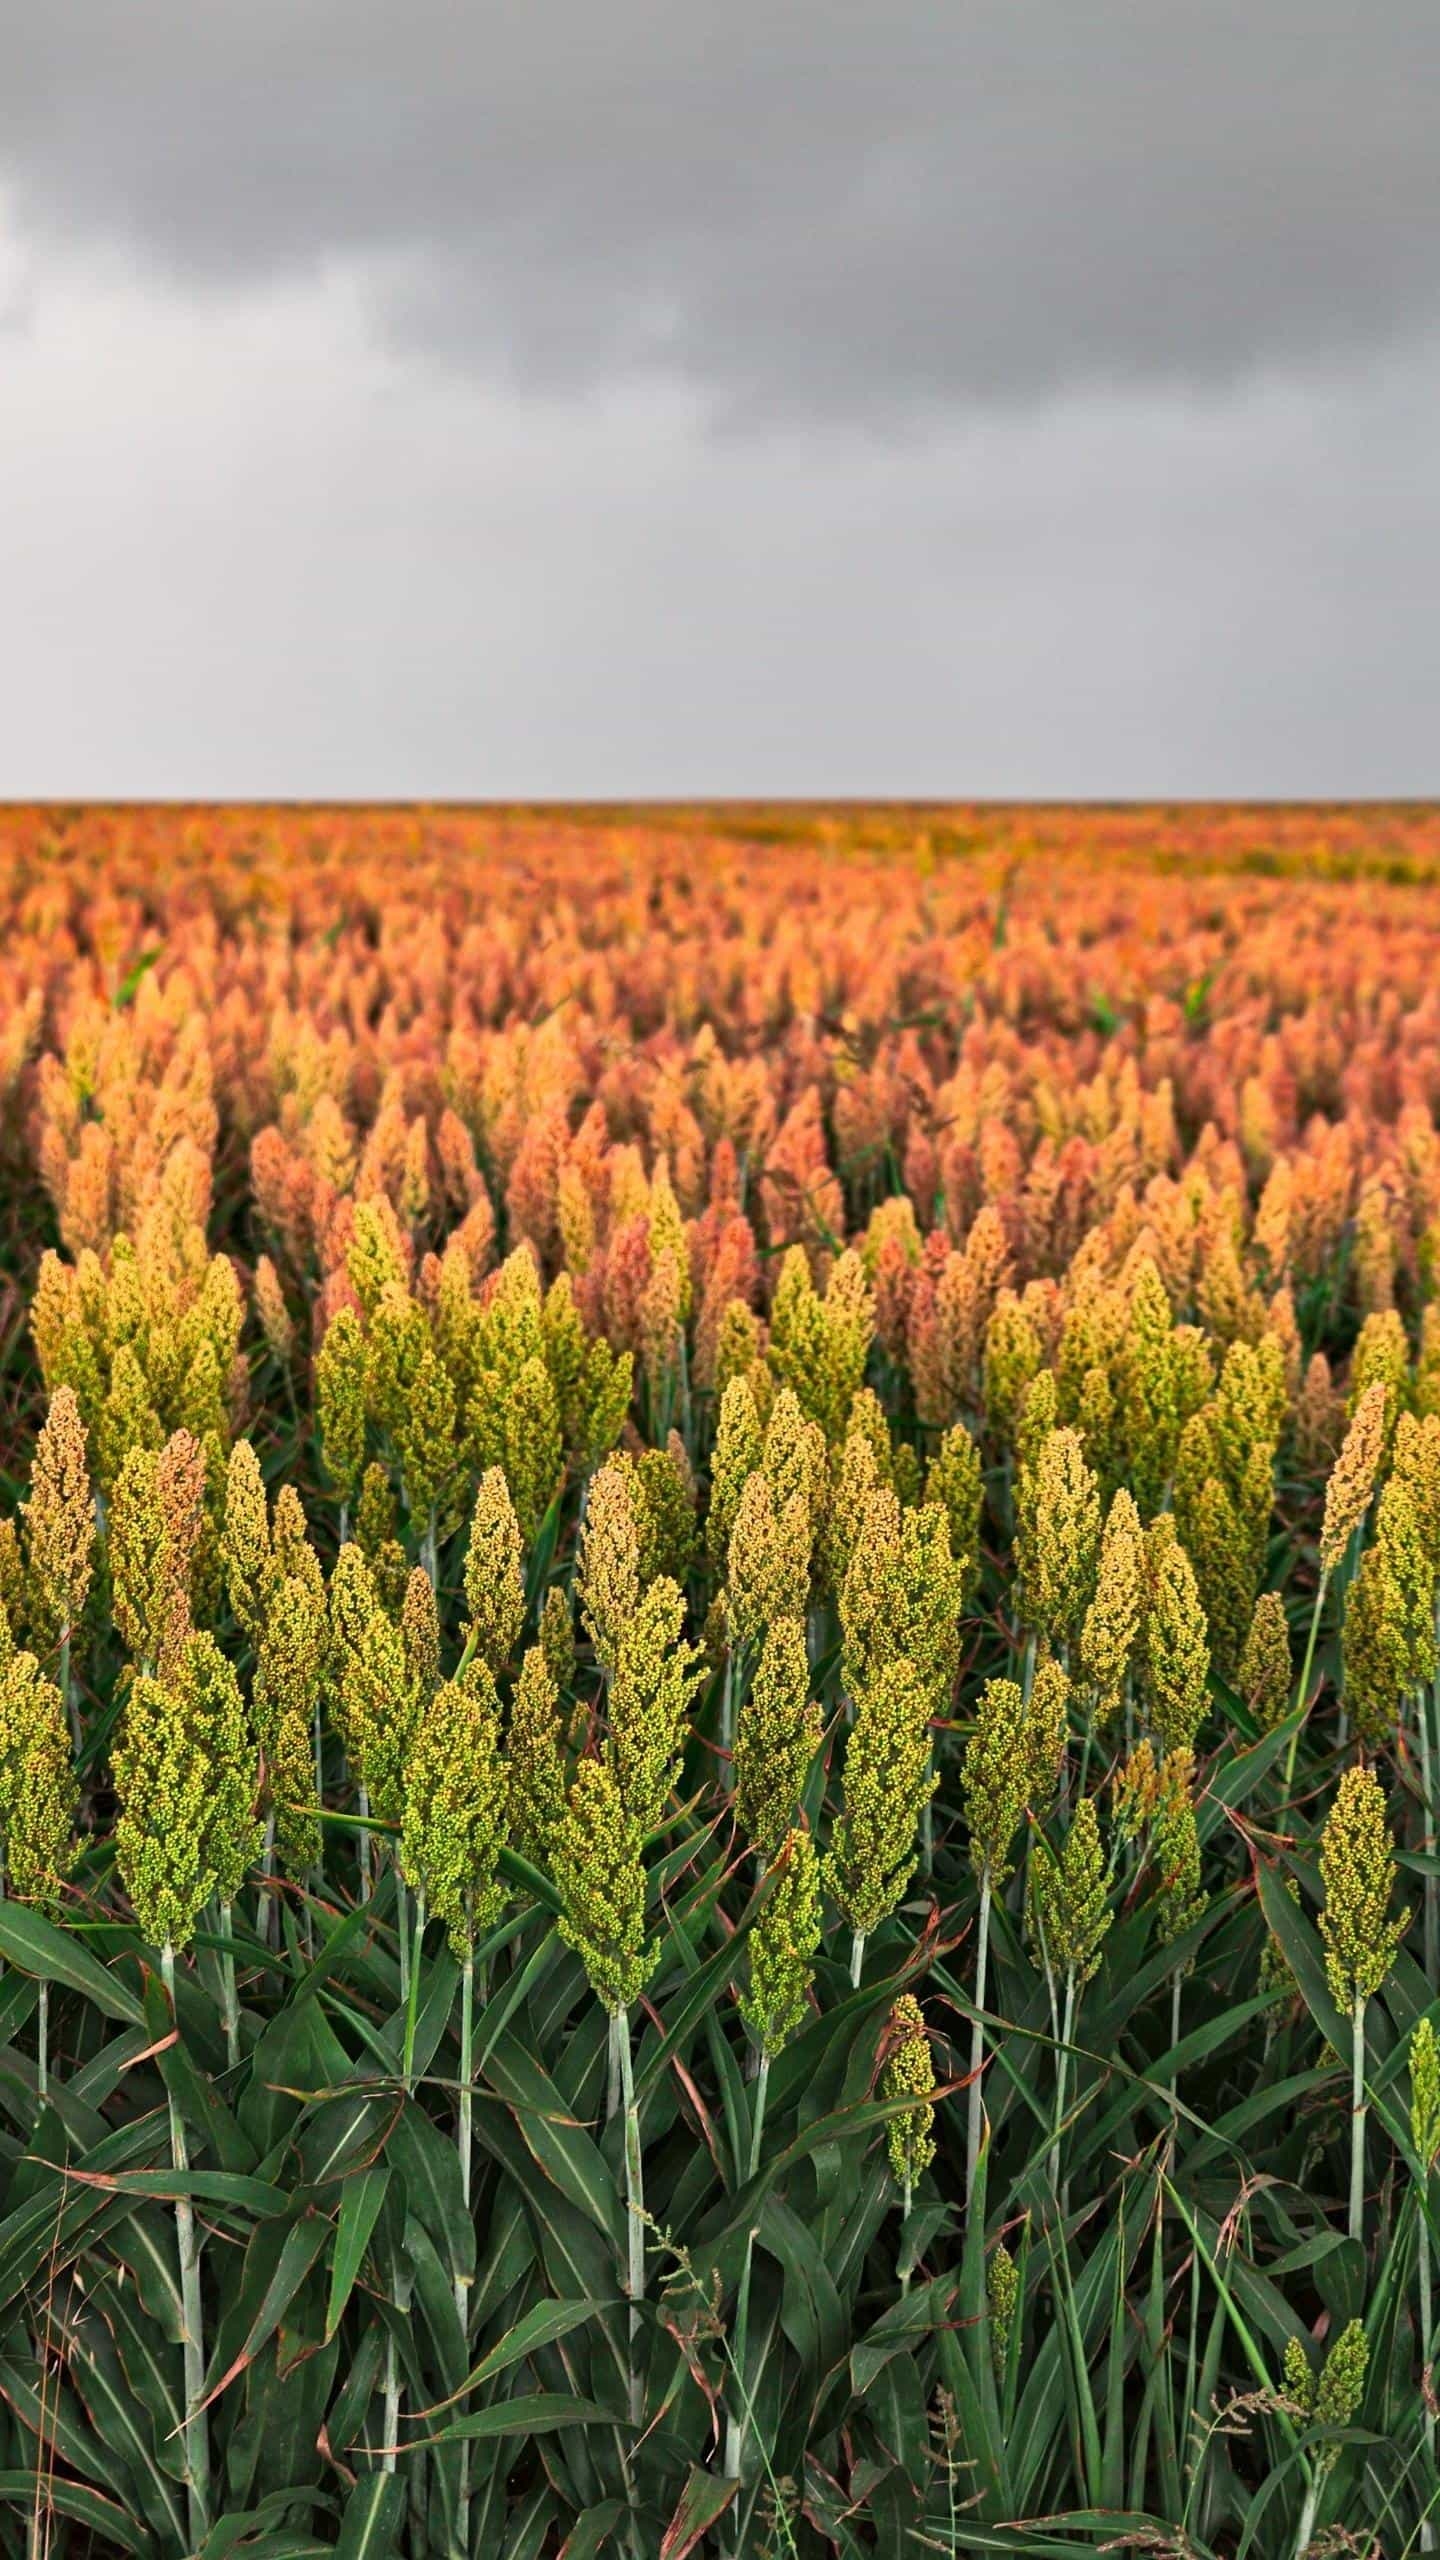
[1293,2472,1319,2559]
[1421,2202,1436,2551]
[218,1900,240,2073]
[1423,1662,1440,1991]
[397,1872,411,2006]
[452,1935,477,2553]
[60,1629,78,1755]
[1285,1569,1329,1793]
[255,1812,277,1949]
[723,2052,770,2490]
[37,1980,49,2102]
[161,1943,210,2545]
[616,2005,645,2429]
[850,1930,866,1989]
[1053,1973,1076,2209]
[1349,1995,1367,2248]
[965,1874,992,2209]
[402,1890,425,2091]
[357,1783,372,1902]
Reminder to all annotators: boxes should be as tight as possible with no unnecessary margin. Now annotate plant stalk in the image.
[723,2053,770,2489]
[161,1943,210,2545]
[965,1873,992,2208]
[1285,1569,1329,1792]
[616,2005,645,2428]
[1349,1995,1367,2247]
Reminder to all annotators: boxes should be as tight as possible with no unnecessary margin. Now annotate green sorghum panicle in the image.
[1410,2015,1440,2167]
[463,1467,526,1675]
[1320,1380,1387,1574]
[1238,1592,1291,1731]
[402,1667,509,1952]
[881,1993,937,2188]
[1079,1487,1144,1724]
[553,1756,657,2014]
[577,1457,642,1678]
[740,1826,822,2058]
[824,1655,936,1939]
[707,1376,764,1577]
[1025,1658,1070,1810]
[1014,1425,1102,1654]
[255,1575,326,1875]
[24,1384,94,1650]
[987,2244,1019,2384]
[508,1640,568,1868]
[401,1565,442,1706]
[961,1677,1030,1889]
[1031,1797,1111,1984]
[1319,1763,1406,2008]
[606,1573,704,1833]
[733,1615,821,1857]
[0,1645,79,1910]
[314,1307,368,1507]
[1152,1746,1208,1950]
[222,1438,272,1648]
[1140,1515,1211,1755]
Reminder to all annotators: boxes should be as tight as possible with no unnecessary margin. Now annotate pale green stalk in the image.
[217,1900,240,2072]
[964,1873,992,2209]
[1350,1996,1367,2247]
[616,2006,645,2425]
[723,2054,770,2494]
[37,1982,49,2101]
[161,1942,210,2545]
[1285,1569,1329,1792]
[1420,2194,1435,2553]
[453,1936,477,2560]
[850,1930,866,1989]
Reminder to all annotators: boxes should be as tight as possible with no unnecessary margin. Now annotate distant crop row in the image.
[0,804,1437,2559]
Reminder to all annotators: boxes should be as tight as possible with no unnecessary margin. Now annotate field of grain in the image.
[1,802,1439,2559]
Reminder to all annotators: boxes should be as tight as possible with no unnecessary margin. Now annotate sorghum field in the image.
[3,801,1440,2560]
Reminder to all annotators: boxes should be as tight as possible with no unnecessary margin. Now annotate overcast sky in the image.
[2,4,1437,798]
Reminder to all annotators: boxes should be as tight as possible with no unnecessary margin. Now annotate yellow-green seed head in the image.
[508,1640,568,1868]
[1410,2016,1440,2169]
[823,1655,936,1939]
[0,1647,79,1912]
[463,1468,526,1674]
[1025,1658,1070,1810]
[577,1457,643,1678]
[1238,1593,1292,1731]
[987,2244,1019,2384]
[1079,1488,1145,1724]
[402,1666,509,1952]
[24,1386,94,1651]
[707,1376,765,1575]
[924,1422,984,1611]
[740,1825,822,2058]
[254,1573,326,1875]
[1014,1426,1102,1654]
[727,1473,812,1654]
[1320,1380,1388,1573]
[1030,1796,1111,1986]
[314,1307,367,1505]
[881,1993,937,2188]
[1319,1762,1406,2009]
[553,1755,657,2014]
[732,1615,822,1856]
[961,1677,1030,1889]
[1152,1746,1207,1952]
[222,1438,272,1647]
[607,1573,704,1833]
[1139,1516,1211,1755]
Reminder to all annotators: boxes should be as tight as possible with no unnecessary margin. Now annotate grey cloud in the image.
[3,3,1439,419]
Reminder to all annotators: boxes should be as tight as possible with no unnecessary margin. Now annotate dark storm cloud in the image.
[3,2,1438,419]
